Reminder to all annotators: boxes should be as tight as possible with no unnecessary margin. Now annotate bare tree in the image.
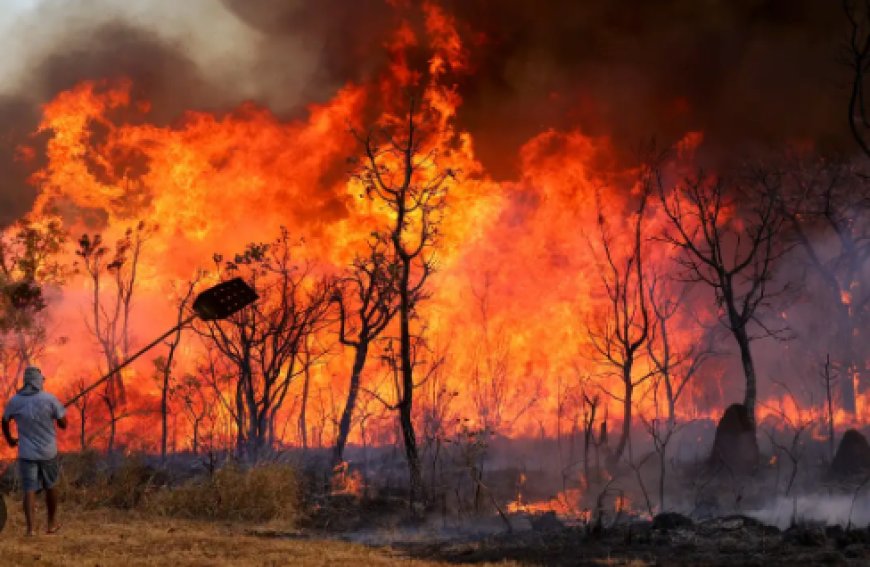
[196,353,237,454]
[761,382,815,497]
[101,389,121,454]
[582,392,607,487]
[332,235,399,466]
[197,228,332,461]
[775,160,870,415]
[416,345,456,504]
[297,337,335,452]
[353,98,453,506]
[639,276,714,512]
[155,274,201,462]
[468,274,540,437]
[657,170,788,427]
[297,338,312,452]
[65,377,92,451]
[587,184,652,463]
[646,276,716,427]
[76,222,152,452]
[176,372,214,455]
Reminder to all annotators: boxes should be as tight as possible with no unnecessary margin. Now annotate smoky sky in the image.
[0,0,856,224]
[224,0,852,173]
[448,0,850,174]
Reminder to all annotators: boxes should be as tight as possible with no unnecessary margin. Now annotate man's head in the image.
[23,367,44,391]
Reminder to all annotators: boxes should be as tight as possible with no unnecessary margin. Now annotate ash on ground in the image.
[395,513,870,566]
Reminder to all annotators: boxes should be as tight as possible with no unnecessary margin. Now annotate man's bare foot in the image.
[24,530,36,537]
[46,524,61,535]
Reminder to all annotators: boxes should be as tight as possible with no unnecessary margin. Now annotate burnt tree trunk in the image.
[299,360,311,452]
[79,403,88,451]
[334,343,369,466]
[104,391,116,454]
[398,261,424,507]
[161,375,169,460]
[725,278,758,428]
[614,362,634,462]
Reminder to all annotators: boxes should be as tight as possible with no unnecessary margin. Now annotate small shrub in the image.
[58,453,163,509]
[148,464,300,525]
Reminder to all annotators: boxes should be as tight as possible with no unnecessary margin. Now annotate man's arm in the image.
[2,418,17,448]
[57,416,68,430]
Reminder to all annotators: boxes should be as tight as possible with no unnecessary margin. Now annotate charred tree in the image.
[587,182,651,464]
[177,373,213,455]
[77,222,151,452]
[197,228,331,461]
[468,274,540,437]
[353,98,452,508]
[643,276,715,511]
[761,384,813,495]
[646,276,715,428]
[776,161,870,416]
[65,377,92,451]
[332,236,399,466]
[657,171,787,427]
[157,274,200,463]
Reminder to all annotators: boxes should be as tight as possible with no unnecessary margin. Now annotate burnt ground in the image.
[393,514,870,566]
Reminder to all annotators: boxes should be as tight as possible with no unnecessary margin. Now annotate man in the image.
[2,366,67,536]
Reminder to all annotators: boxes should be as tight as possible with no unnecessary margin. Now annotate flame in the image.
[507,488,587,518]
[0,1,866,460]
[331,461,365,499]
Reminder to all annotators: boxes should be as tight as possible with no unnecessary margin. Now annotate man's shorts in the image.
[18,457,60,492]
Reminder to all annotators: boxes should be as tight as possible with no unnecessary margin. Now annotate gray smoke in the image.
[0,0,857,221]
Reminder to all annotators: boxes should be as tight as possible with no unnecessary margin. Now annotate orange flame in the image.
[0,2,864,459]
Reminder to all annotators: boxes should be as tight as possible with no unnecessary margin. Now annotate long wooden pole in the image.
[64,314,197,408]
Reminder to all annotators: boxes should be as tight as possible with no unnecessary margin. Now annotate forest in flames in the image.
[0,1,868,515]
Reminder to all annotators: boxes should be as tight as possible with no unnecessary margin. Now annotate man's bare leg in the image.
[23,491,36,536]
[45,487,59,534]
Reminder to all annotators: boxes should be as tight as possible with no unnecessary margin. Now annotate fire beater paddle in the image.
[0,277,257,534]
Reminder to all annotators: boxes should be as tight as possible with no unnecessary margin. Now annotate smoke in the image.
[213,1,855,177]
[448,0,850,176]
[0,2,283,223]
[0,0,321,111]
[0,96,40,226]
[0,0,851,181]
[0,1,862,424]
[749,493,870,529]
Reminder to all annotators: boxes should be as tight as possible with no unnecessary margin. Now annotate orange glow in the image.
[507,488,587,519]
[0,2,865,460]
[331,462,365,499]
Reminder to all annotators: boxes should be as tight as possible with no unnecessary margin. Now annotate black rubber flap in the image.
[192,277,258,321]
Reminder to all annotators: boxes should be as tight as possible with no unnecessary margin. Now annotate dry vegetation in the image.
[54,454,302,524]
[1,456,521,566]
[0,504,475,566]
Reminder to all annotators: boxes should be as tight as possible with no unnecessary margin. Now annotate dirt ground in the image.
[0,498,493,567]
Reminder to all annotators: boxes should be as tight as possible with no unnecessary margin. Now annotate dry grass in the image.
[57,454,301,525]
[0,501,487,566]
[2,458,519,565]
[146,465,300,524]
